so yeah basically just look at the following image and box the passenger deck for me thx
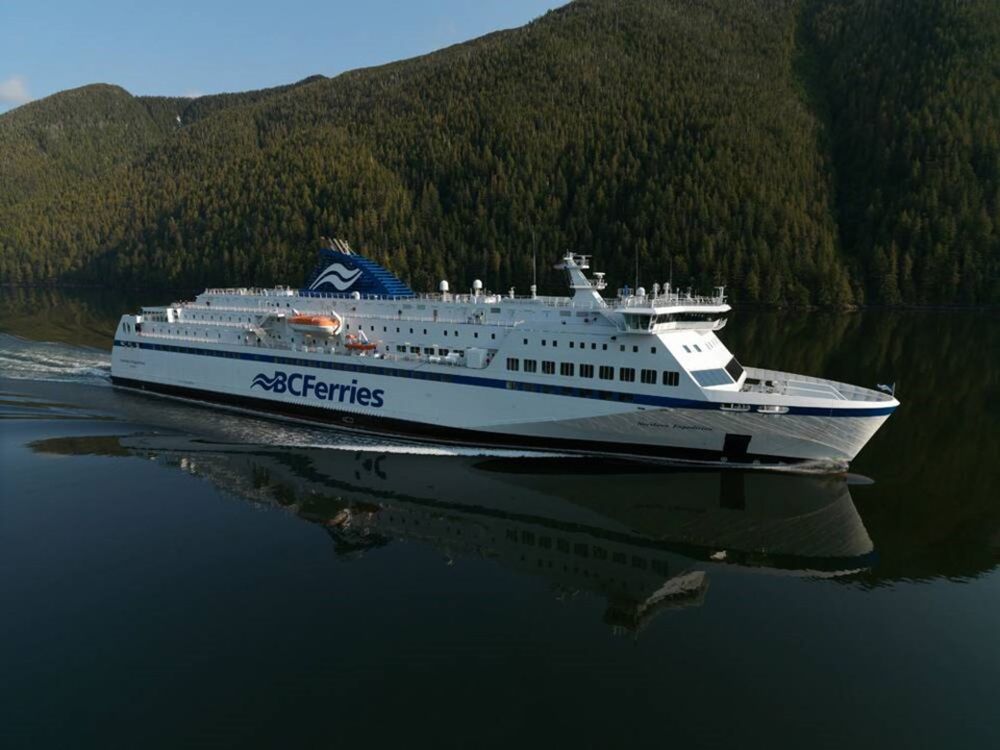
[741,367,893,403]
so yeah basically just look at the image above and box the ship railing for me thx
[610,293,726,309]
[202,286,296,297]
[742,367,893,402]
[198,287,727,310]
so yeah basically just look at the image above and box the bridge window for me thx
[663,371,679,386]
[523,359,537,373]
[506,358,519,371]
[641,369,657,384]
[599,366,614,380]
[580,364,594,378]
[542,361,555,375]
[725,356,744,381]
[560,362,574,376]
[619,367,636,382]
[693,344,702,352]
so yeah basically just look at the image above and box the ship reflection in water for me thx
[33,435,875,634]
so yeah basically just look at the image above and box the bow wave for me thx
[309,262,363,291]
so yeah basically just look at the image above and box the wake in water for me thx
[0,332,110,384]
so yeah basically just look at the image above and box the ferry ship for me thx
[110,240,898,469]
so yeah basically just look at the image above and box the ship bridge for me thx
[554,252,730,333]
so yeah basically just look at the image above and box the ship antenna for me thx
[532,228,537,289]
[531,228,538,298]
[634,245,639,290]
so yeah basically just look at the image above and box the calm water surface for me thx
[1,289,998,749]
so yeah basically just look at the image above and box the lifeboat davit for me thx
[288,313,341,336]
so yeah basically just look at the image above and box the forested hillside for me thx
[0,0,996,305]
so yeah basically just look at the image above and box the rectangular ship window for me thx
[580,364,594,378]
[691,368,733,387]
[506,358,519,371]
[599,366,614,380]
[542,361,555,375]
[662,371,679,386]
[640,369,657,384]
[725,356,744,382]
[523,359,537,373]
[619,368,635,382]
[560,362,574,376]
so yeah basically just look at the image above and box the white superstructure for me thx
[111,241,898,469]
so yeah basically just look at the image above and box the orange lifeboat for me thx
[344,333,378,352]
[288,314,341,336]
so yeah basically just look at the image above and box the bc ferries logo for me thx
[309,262,363,292]
[251,370,385,408]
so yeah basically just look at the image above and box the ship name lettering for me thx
[251,370,385,408]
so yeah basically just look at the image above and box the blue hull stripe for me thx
[113,340,897,418]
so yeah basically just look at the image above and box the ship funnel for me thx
[302,240,414,298]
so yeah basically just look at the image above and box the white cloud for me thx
[182,89,203,99]
[0,75,31,105]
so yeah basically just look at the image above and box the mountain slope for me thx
[807,0,999,305]
[0,0,995,305]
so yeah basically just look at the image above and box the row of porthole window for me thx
[396,345,457,357]
[351,323,497,341]
[506,358,680,386]
[157,327,223,339]
[530,338,657,355]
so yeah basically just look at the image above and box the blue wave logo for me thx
[251,372,283,391]
[309,262,363,292]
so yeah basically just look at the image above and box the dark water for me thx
[1,289,998,749]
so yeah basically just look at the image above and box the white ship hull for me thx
[111,340,892,468]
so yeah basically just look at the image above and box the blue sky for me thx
[0,0,566,113]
